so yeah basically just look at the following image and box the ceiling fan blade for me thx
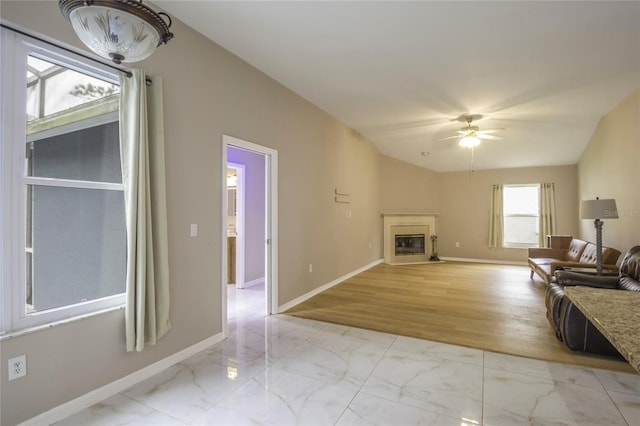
[451,131,475,139]
[478,134,502,140]
[435,135,463,141]
[476,128,505,135]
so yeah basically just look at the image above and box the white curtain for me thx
[539,183,557,247]
[119,69,171,352]
[488,184,504,248]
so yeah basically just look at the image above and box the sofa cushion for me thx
[578,244,621,265]
[578,243,598,264]
[564,239,587,262]
[529,257,560,267]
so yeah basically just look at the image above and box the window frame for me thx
[1,28,126,333]
[502,184,540,249]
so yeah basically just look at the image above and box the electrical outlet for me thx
[455,241,460,248]
[308,264,313,273]
[8,355,26,381]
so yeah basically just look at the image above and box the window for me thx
[502,185,540,247]
[1,29,126,332]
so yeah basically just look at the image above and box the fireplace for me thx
[395,234,425,256]
[382,214,437,264]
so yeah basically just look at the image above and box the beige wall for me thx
[0,2,381,424]
[437,166,579,263]
[378,155,579,264]
[578,89,640,255]
[379,155,440,214]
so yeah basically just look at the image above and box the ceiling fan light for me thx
[59,0,174,64]
[459,136,481,148]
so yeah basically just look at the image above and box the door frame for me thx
[221,135,278,337]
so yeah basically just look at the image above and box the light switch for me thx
[190,224,198,237]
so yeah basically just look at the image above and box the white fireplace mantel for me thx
[382,213,438,264]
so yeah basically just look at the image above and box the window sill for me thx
[0,304,124,341]
[503,244,539,250]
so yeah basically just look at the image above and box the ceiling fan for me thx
[438,114,504,147]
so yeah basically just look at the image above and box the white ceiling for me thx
[157,1,640,172]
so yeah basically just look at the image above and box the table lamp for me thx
[580,197,618,274]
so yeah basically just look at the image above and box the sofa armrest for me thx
[551,261,619,271]
[554,271,620,289]
[558,298,622,356]
[528,248,566,259]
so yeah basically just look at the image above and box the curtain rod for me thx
[1,22,152,85]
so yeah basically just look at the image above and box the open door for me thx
[222,135,278,337]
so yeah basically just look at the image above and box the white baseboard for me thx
[440,256,527,266]
[19,333,225,426]
[278,259,383,313]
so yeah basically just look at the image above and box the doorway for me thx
[222,135,278,337]
[226,162,245,289]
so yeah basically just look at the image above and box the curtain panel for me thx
[119,70,171,352]
[539,183,557,247]
[488,184,504,248]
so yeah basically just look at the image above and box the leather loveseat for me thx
[528,235,620,285]
[545,245,640,356]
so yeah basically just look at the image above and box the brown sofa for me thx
[528,235,621,285]
[545,245,640,356]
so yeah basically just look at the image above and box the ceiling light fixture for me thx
[459,135,481,148]
[438,114,503,148]
[59,0,174,64]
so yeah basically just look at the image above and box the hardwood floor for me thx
[285,261,635,374]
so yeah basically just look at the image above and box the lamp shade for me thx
[580,198,618,220]
[59,0,174,64]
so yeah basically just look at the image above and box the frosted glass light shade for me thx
[459,135,481,148]
[60,0,174,64]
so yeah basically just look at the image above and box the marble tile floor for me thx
[55,284,640,426]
